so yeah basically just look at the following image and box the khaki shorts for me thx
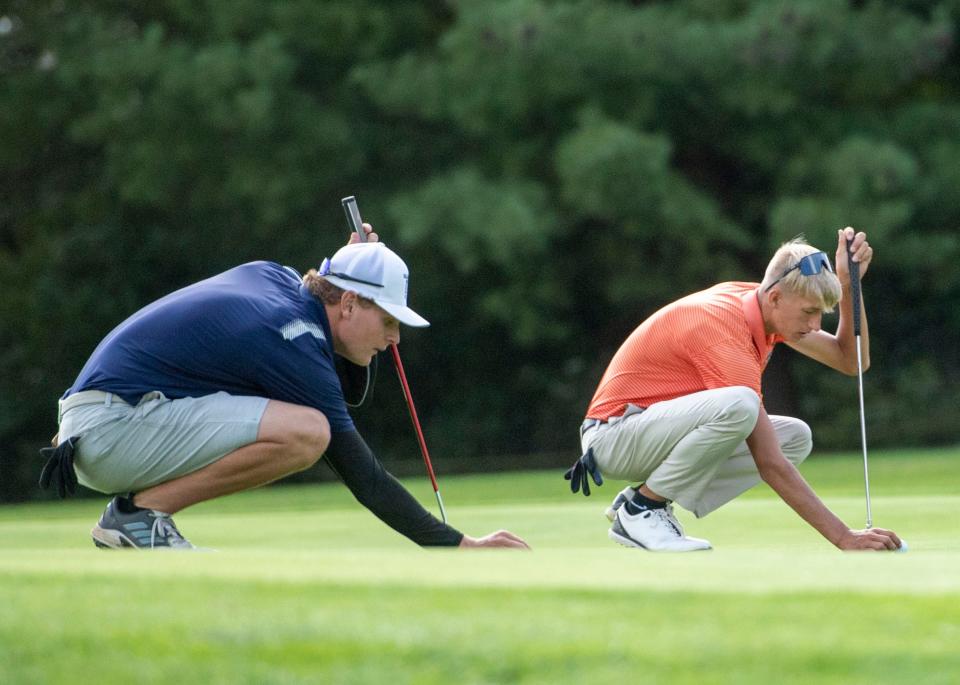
[58,390,269,494]
[581,387,812,517]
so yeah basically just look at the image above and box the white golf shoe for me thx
[609,502,712,552]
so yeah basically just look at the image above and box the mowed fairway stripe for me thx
[1,494,957,595]
[1,575,957,685]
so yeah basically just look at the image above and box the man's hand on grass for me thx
[835,527,902,551]
[459,530,530,549]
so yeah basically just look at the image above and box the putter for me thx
[341,195,448,524]
[846,237,871,529]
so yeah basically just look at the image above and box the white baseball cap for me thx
[318,242,429,327]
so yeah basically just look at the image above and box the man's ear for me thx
[340,290,357,318]
[767,287,781,308]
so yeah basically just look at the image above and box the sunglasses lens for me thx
[798,252,831,276]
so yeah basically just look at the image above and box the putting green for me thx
[1,449,958,684]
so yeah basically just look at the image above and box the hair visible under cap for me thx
[761,237,842,312]
[302,270,376,307]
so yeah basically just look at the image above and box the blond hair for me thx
[761,238,842,312]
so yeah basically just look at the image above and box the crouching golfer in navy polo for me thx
[565,228,902,552]
[42,223,528,550]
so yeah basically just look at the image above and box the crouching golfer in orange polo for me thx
[566,227,903,552]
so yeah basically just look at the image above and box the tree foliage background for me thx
[2,0,958,502]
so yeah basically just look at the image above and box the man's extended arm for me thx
[746,406,900,551]
[325,429,464,546]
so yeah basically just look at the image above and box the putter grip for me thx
[341,196,366,242]
[846,237,862,337]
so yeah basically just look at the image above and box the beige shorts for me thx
[57,390,269,494]
[581,387,812,517]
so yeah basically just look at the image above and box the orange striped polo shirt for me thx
[586,282,783,421]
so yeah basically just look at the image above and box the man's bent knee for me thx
[290,409,330,471]
[782,419,812,465]
[720,386,761,428]
[259,402,331,471]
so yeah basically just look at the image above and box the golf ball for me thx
[897,539,908,553]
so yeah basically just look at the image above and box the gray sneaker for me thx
[91,496,195,550]
[605,486,638,521]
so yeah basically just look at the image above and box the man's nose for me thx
[387,324,400,346]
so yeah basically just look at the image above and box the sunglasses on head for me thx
[318,258,384,289]
[764,251,833,292]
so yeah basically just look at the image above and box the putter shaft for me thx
[846,236,871,530]
[855,334,872,528]
[389,344,447,523]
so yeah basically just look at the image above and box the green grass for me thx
[2,447,959,684]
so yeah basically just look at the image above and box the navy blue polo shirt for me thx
[66,261,355,433]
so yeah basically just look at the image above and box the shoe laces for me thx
[644,506,682,537]
[663,503,684,536]
[149,513,193,549]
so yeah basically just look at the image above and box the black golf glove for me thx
[39,436,80,498]
[564,447,603,496]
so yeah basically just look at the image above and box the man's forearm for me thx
[759,458,847,545]
[747,407,848,546]
[325,430,463,546]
